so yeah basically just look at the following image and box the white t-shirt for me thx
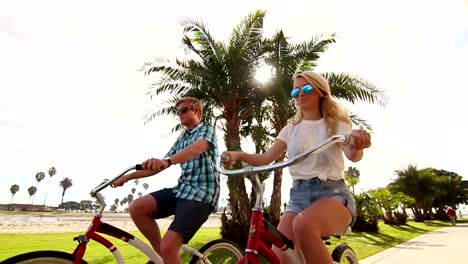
[277,118,351,181]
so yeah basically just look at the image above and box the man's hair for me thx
[176,97,204,118]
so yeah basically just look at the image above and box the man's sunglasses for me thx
[291,84,314,98]
[176,107,194,115]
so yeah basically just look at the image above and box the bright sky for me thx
[1,0,467,208]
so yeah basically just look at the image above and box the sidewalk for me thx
[359,223,468,264]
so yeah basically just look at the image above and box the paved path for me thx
[360,223,468,264]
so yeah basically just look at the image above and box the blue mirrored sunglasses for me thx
[291,84,313,98]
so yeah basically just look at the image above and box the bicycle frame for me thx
[70,165,211,264]
[217,135,353,264]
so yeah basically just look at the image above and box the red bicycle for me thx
[217,134,359,264]
[2,165,243,264]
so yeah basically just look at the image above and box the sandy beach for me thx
[0,213,222,233]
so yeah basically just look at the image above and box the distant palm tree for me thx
[142,183,149,191]
[43,167,57,206]
[131,188,136,194]
[138,192,142,198]
[9,184,20,204]
[27,186,37,204]
[59,177,73,204]
[127,194,134,204]
[31,171,45,204]
[345,166,361,194]
[134,179,139,185]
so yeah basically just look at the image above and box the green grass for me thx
[0,220,459,263]
[0,228,222,263]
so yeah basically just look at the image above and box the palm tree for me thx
[59,177,73,204]
[142,11,267,241]
[43,166,57,206]
[9,184,20,204]
[131,188,136,194]
[31,171,45,204]
[142,10,386,244]
[27,186,37,204]
[345,166,361,195]
[142,183,149,191]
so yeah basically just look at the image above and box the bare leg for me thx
[273,212,298,264]
[160,230,184,264]
[128,195,161,253]
[293,198,351,264]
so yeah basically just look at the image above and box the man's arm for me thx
[141,139,210,171]
[168,139,210,165]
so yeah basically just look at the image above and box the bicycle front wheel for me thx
[331,244,359,264]
[1,250,88,264]
[189,239,243,264]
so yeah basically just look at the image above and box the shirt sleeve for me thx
[195,125,217,150]
[277,124,291,145]
[336,120,352,135]
[165,134,182,157]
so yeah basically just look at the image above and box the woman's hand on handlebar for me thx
[221,151,241,166]
[350,129,371,150]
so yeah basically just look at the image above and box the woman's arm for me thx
[223,139,287,166]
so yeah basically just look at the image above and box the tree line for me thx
[8,167,73,206]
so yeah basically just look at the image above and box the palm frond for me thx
[325,72,387,106]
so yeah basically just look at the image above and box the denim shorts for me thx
[286,177,356,224]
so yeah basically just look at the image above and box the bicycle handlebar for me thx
[216,134,353,177]
[89,164,143,216]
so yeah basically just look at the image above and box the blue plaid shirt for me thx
[165,123,220,211]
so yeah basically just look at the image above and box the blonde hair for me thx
[292,71,351,135]
[176,97,204,118]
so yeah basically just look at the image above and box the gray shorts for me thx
[286,177,356,225]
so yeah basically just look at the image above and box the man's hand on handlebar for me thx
[112,174,130,188]
[142,158,170,171]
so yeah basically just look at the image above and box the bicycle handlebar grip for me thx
[221,155,230,163]
[135,164,143,170]
[344,134,355,145]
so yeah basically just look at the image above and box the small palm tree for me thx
[43,167,57,206]
[59,177,73,204]
[134,179,139,185]
[9,184,20,204]
[142,183,149,190]
[345,166,361,195]
[31,171,45,204]
[131,188,136,194]
[27,186,37,204]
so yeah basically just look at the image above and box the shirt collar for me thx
[185,122,203,134]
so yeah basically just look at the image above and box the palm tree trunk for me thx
[61,190,66,204]
[269,153,286,226]
[43,178,52,206]
[221,120,251,247]
[9,195,13,204]
[31,183,39,204]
